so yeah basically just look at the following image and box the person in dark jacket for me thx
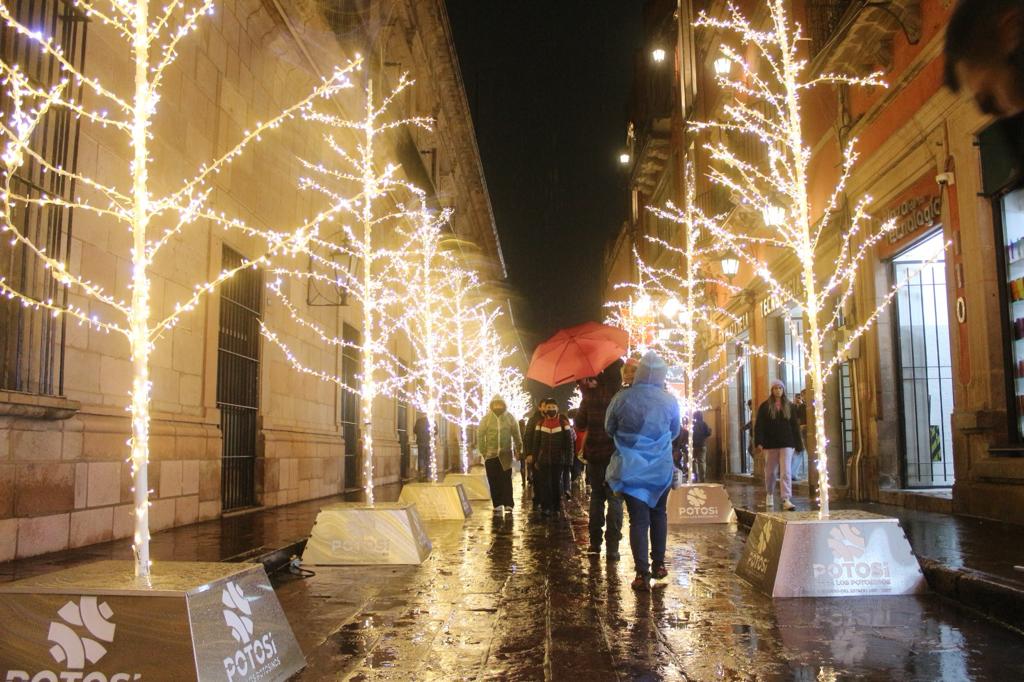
[576,361,623,559]
[527,398,574,516]
[754,379,803,511]
[414,414,431,481]
[689,411,712,482]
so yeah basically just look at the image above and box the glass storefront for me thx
[1001,187,1024,439]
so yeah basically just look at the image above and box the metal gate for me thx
[340,323,361,489]
[0,0,86,396]
[893,234,954,488]
[217,247,262,510]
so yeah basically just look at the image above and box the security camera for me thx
[935,172,955,186]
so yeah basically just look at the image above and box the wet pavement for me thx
[274,480,1024,681]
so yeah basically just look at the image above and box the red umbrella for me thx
[527,321,629,387]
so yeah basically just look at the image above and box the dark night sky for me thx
[446,2,644,352]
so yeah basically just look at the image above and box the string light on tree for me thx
[260,75,432,505]
[693,0,945,517]
[0,0,358,576]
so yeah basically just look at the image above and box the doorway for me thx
[893,232,954,487]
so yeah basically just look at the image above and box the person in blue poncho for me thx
[605,351,680,591]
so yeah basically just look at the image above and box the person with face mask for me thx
[605,351,680,591]
[477,396,523,514]
[527,398,574,517]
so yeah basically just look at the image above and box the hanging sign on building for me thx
[877,174,944,258]
[760,273,804,318]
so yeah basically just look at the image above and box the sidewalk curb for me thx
[734,506,1024,633]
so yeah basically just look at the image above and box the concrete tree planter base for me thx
[443,472,490,501]
[0,560,303,681]
[736,510,927,598]
[398,482,472,521]
[301,502,432,566]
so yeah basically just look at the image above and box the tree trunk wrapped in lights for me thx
[260,76,432,505]
[693,0,939,516]
[0,0,357,576]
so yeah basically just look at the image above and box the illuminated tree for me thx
[260,75,431,504]
[693,0,934,515]
[439,266,496,472]
[0,0,355,575]
[395,200,456,482]
[608,170,774,480]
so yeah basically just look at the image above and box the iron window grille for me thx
[0,0,87,396]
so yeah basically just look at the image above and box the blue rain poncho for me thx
[605,351,681,507]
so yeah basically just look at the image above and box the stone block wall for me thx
[2,0,499,561]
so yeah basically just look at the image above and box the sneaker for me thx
[765,494,774,509]
[503,505,513,515]
[652,563,668,580]
[493,505,504,514]
[606,551,621,562]
[631,575,651,592]
[782,499,796,511]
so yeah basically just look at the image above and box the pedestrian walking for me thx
[521,402,543,507]
[527,398,573,517]
[414,414,431,481]
[689,411,712,483]
[605,351,680,591]
[576,362,623,560]
[477,396,523,514]
[754,379,803,512]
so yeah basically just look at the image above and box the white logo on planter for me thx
[221,582,281,682]
[222,581,254,644]
[827,524,866,561]
[677,486,718,518]
[4,597,142,681]
[813,523,891,588]
[744,520,772,576]
[48,597,116,668]
[685,488,706,507]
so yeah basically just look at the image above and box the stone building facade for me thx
[608,0,1024,523]
[0,0,506,561]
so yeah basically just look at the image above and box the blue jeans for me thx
[624,490,669,578]
[587,464,623,550]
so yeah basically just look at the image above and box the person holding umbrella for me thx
[477,396,523,514]
[605,351,680,591]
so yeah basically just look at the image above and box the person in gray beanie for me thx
[754,379,803,511]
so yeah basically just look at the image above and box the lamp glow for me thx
[619,152,631,165]
[713,56,732,76]
[721,257,740,277]
[652,47,667,63]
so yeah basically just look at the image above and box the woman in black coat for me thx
[754,379,803,511]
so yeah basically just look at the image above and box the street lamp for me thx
[713,56,732,76]
[619,152,631,165]
[661,296,681,319]
[762,204,785,226]
[652,47,667,63]
[721,257,740,279]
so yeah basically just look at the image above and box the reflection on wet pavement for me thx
[275,481,1024,681]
